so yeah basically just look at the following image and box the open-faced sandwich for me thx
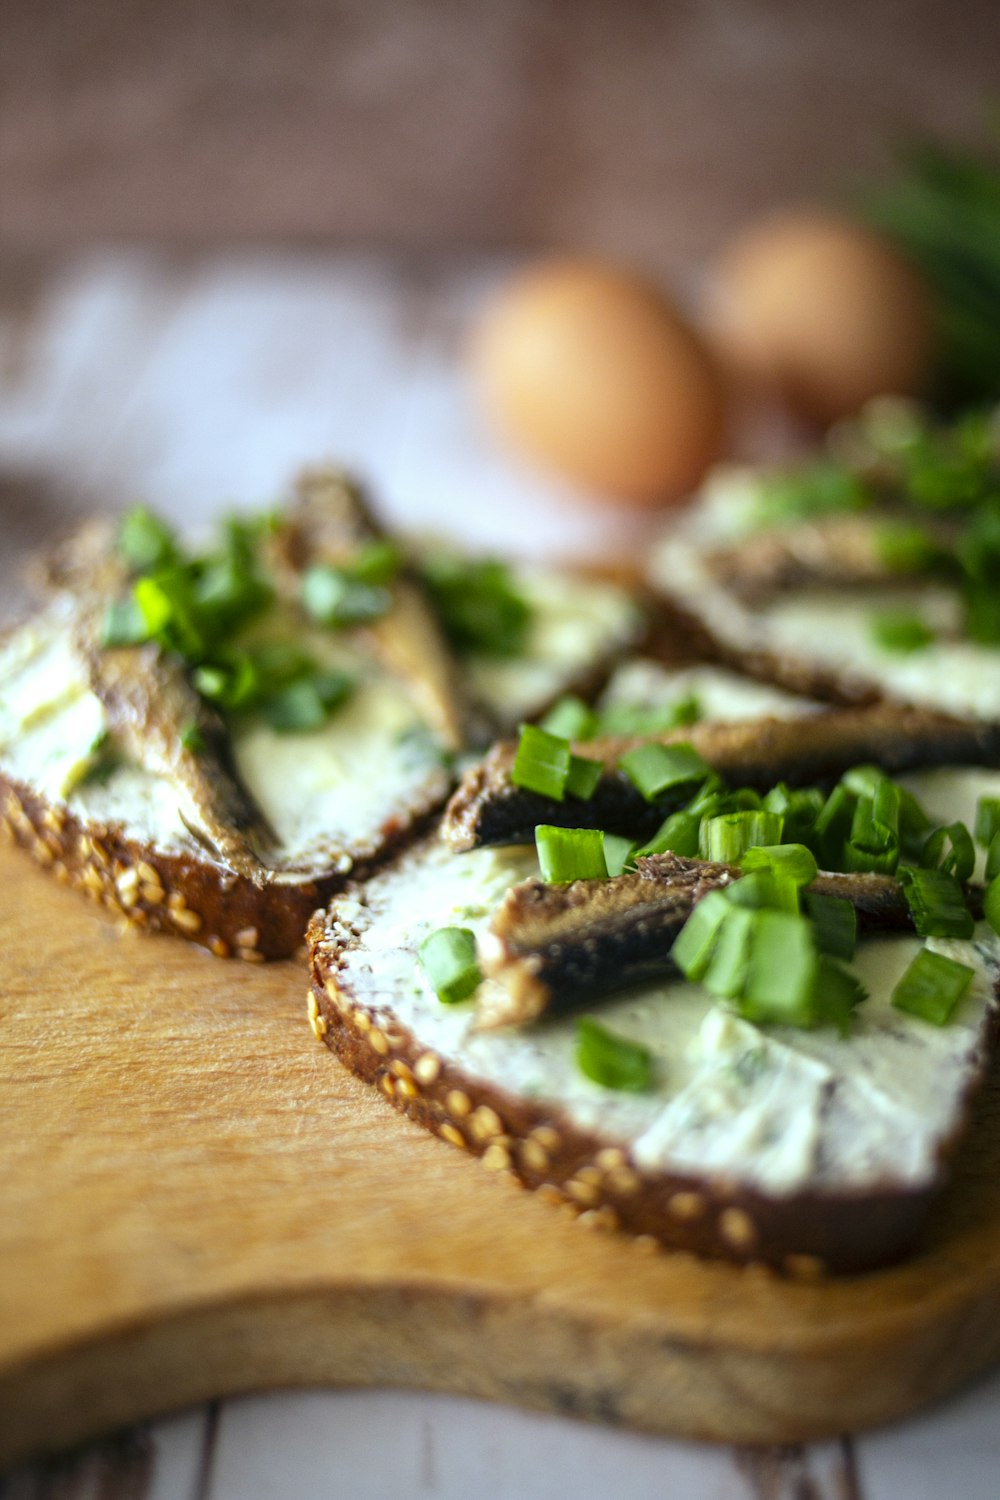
[0,469,643,958]
[647,401,1000,720]
[309,677,1000,1273]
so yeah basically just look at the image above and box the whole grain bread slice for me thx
[307,826,1000,1275]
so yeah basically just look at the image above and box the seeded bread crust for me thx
[306,842,1000,1275]
[0,772,447,961]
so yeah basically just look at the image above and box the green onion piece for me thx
[811,784,856,869]
[350,539,402,586]
[597,693,701,737]
[987,832,1000,882]
[843,778,901,875]
[742,843,818,888]
[763,783,824,844]
[983,873,1000,935]
[633,810,700,860]
[511,725,571,800]
[418,927,482,1005]
[671,889,733,982]
[535,826,608,884]
[699,810,784,864]
[920,820,975,882]
[118,506,178,573]
[963,581,1000,646]
[565,754,603,801]
[301,565,391,627]
[804,892,857,961]
[871,610,934,654]
[874,521,941,574]
[539,695,598,741]
[313,669,355,712]
[602,832,636,877]
[725,870,796,912]
[899,866,974,939]
[617,743,709,802]
[974,797,1000,849]
[101,597,151,647]
[891,948,975,1026]
[683,772,726,818]
[262,679,328,733]
[898,787,934,860]
[813,957,867,1037]
[703,905,756,999]
[179,721,206,753]
[421,554,531,658]
[576,1017,652,1092]
[739,911,818,1028]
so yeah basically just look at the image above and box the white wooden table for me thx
[1,252,998,1500]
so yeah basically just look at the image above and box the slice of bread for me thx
[648,467,1000,722]
[0,478,644,959]
[308,828,999,1275]
[307,673,1000,1272]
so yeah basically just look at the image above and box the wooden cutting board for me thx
[2,842,999,1470]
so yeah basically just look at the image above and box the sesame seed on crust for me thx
[668,1191,707,1221]
[719,1207,758,1252]
[413,1052,441,1086]
[439,1122,466,1150]
[446,1089,472,1118]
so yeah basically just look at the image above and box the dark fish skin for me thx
[443,705,1000,851]
[476,852,980,1028]
[274,468,480,753]
[705,514,956,603]
[48,522,277,885]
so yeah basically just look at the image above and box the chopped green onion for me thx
[871,610,934,654]
[350,539,402,586]
[597,693,701,737]
[843,778,900,875]
[984,874,1000,935]
[974,797,1000,849]
[898,787,934,860]
[117,506,179,573]
[535,826,608,884]
[602,832,636,877]
[511,725,571,800]
[703,905,756,1000]
[538,695,598,741]
[632,810,700,860]
[101,597,150,647]
[987,831,1000,882]
[804,892,857,961]
[891,948,975,1026]
[920,820,975,882]
[742,843,818,887]
[684,772,726,818]
[899,867,974,939]
[418,927,482,1005]
[576,1017,652,1092]
[874,521,941,574]
[301,565,391,627]
[671,889,733,982]
[699,809,784,864]
[740,911,819,1029]
[963,581,1000,645]
[813,957,867,1037]
[421,554,531,658]
[763,783,824,843]
[565,754,603,801]
[617,743,709,802]
[179,721,206,753]
[262,679,329,733]
[725,870,796,912]
[811,784,856,869]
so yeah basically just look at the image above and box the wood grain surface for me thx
[1,837,998,1470]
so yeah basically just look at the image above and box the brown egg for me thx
[705,212,935,426]
[470,258,727,507]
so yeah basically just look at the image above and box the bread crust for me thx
[306,845,1000,1275]
[0,771,440,961]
